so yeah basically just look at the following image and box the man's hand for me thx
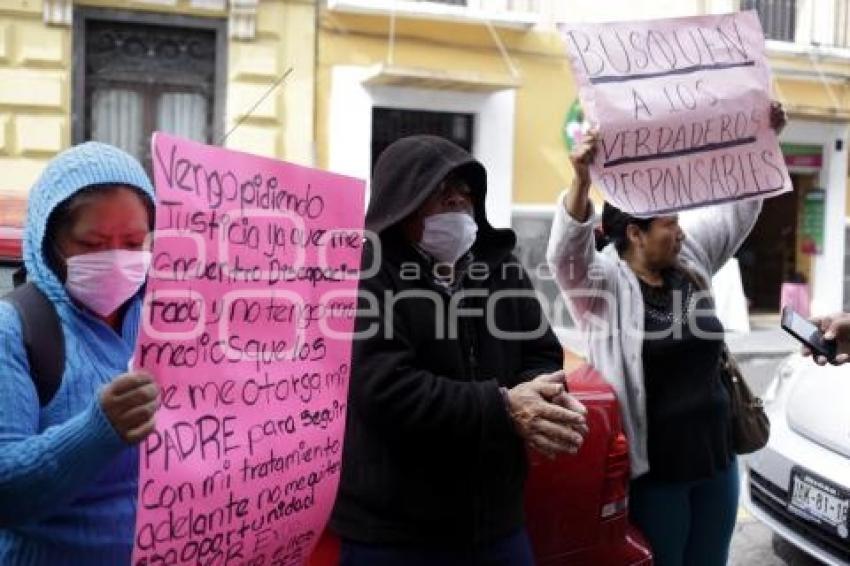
[506,371,589,458]
[100,372,160,444]
[802,312,850,365]
[769,101,787,134]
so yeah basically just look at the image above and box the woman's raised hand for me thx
[569,129,599,193]
[769,101,787,134]
[565,129,599,222]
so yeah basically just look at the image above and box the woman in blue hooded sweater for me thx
[0,142,161,564]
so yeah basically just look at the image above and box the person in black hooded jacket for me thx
[331,135,589,565]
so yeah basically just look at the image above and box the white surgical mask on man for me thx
[64,249,152,316]
[419,212,478,265]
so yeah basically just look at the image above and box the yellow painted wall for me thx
[0,0,316,196]
[316,11,579,205]
[317,10,850,208]
[770,51,850,121]
[2,1,848,211]
[0,0,71,195]
[226,0,315,165]
[76,0,226,17]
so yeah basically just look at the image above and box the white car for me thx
[744,353,850,565]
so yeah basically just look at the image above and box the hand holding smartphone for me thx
[781,307,839,364]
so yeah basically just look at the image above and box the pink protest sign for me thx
[561,10,792,216]
[132,133,365,565]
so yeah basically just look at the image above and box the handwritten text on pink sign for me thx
[132,133,365,566]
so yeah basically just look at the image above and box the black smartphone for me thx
[781,306,837,362]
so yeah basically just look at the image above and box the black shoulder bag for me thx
[681,265,770,454]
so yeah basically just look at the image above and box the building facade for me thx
[0,0,316,189]
[2,0,849,317]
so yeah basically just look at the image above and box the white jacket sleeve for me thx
[546,192,617,330]
[679,199,763,275]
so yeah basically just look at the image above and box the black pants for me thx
[339,528,535,566]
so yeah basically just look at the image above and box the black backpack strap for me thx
[3,282,65,407]
[12,265,26,288]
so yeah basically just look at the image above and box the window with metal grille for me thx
[371,108,474,171]
[741,0,796,42]
[73,9,226,172]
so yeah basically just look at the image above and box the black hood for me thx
[367,135,515,261]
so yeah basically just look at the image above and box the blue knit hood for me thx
[23,142,155,303]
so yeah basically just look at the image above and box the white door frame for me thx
[328,65,516,228]
[780,119,849,314]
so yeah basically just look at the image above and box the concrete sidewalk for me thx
[727,313,799,359]
[727,327,798,357]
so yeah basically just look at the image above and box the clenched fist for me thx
[100,372,160,444]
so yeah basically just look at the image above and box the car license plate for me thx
[789,467,850,539]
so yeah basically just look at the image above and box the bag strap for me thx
[3,282,65,407]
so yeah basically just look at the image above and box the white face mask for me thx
[64,249,152,316]
[419,212,478,265]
